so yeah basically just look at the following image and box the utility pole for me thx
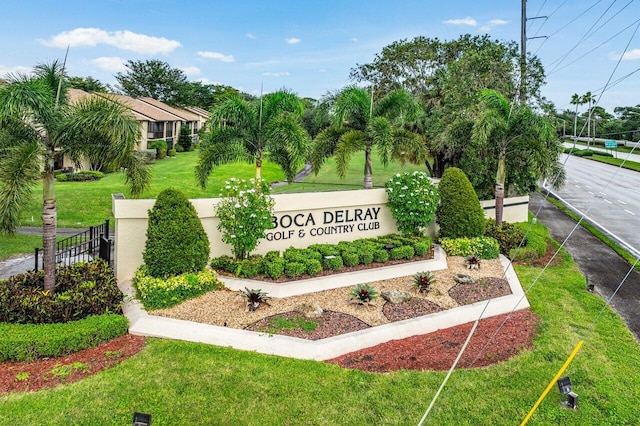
[520,0,527,104]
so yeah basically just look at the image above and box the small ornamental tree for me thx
[215,178,275,260]
[385,171,439,235]
[143,188,210,278]
[436,167,485,238]
[177,124,192,151]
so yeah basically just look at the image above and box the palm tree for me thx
[195,89,310,187]
[472,89,562,225]
[570,93,583,146]
[309,86,426,189]
[582,91,594,148]
[0,61,150,292]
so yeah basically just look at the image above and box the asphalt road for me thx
[544,154,640,258]
[530,192,640,340]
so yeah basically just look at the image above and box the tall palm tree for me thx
[309,86,426,189]
[0,61,150,292]
[472,89,562,225]
[570,93,583,146]
[582,91,594,148]
[195,89,310,187]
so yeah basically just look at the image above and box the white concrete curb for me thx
[120,254,529,361]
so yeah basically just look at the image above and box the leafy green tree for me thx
[195,90,310,186]
[67,76,107,93]
[350,34,546,178]
[143,188,210,278]
[0,61,150,292]
[470,89,563,225]
[309,86,426,189]
[115,59,189,106]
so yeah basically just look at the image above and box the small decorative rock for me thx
[454,274,476,285]
[381,290,413,304]
[295,301,323,318]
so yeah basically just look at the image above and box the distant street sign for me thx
[605,140,617,149]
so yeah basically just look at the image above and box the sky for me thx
[1,0,638,114]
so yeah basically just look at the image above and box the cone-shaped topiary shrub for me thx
[436,167,485,239]
[143,188,210,278]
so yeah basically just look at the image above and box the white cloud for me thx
[38,28,181,55]
[611,49,640,60]
[262,71,290,77]
[246,33,256,39]
[489,19,509,26]
[318,68,327,73]
[351,38,358,42]
[285,37,301,45]
[179,66,201,76]
[479,25,492,32]
[443,17,477,26]
[197,77,222,85]
[0,65,32,78]
[90,56,127,72]
[197,51,235,62]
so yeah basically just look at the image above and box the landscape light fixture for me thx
[557,377,578,410]
[132,412,151,426]
[586,277,595,292]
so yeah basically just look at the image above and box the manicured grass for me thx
[273,154,427,194]
[2,222,640,424]
[18,151,286,228]
[588,155,640,172]
[0,234,46,260]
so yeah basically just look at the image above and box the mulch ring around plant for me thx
[0,334,146,394]
[327,309,539,373]
[244,310,371,340]
[448,276,511,305]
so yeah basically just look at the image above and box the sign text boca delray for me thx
[266,207,381,241]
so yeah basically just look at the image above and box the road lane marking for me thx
[618,200,627,205]
[624,209,636,216]
[604,199,612,204]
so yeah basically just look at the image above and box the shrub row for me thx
[484,219,527,254]
[136,149,157,164]
[564,148,614,158]
[438,236,500,259]
[56,170,104,182]
[0,313,129,361]
[0,260,123,324]
[210,234,433,280]
[132,267,222,310]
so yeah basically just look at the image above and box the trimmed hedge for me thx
[133,267,222,310]
[485,219,527,254]
[439,236,500,259]
[437,167,486,238]
[143,188,210,278]
[56,170,104,182]
[0,260,123,324]
[0,314,128,361]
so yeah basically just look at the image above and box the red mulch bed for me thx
[0,334,146,394]
[327,309,539,373]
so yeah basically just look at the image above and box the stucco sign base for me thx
[120,255,529,361]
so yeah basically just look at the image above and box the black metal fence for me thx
[34,220,113,271]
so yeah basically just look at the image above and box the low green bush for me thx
[210,255,237,273]
[389,245,415,260]
[373,249,389,263]
[0,260,123,324]
[135,149,157,164]
[323,255,343,271]
[304,259,322,276]
[485,219,527,254]
[148,139,168,159]
[439,236,500,259]
[307,244,340,257]
[342,251,360,267]
[0,313,128,361]
[175,144,185,153]
[237,256,264,278]
[262,258,285,279]
[56,171,104,182]
[132,267,222,310]
[413,241,431,257]
[359,250,374,265]
[285,261,306,278]
[167,149,177,157]
[509,226,547,261]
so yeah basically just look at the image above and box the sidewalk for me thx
[530,192,640,340]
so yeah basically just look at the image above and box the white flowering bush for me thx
[385,171,440,235]
[133,267,222,310]
[215,178,275,260]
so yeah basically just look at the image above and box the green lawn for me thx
[2,222,640,424]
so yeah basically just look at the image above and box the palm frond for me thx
[334,87,370,130]
[309,127,345,174]
[368,116,393,166]
[0,142,43,233]
[335,130,366,178]
[195,140,253,189]
[121,154,151,198]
